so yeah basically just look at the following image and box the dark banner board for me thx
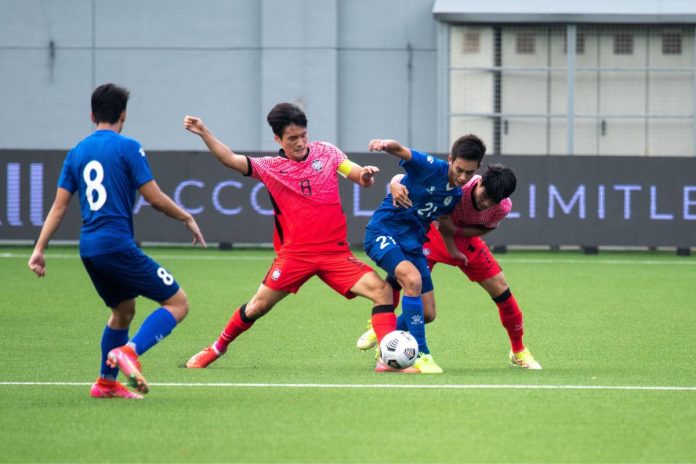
[1,150,694,247]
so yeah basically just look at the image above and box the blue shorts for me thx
[364,228,434,294]
[81,248,180,308]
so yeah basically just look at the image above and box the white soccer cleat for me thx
[356,322,378,350]
[509,348,542,370]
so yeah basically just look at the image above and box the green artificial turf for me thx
[1,247,694,463]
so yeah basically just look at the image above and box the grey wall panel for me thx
[261,0,337,48]
[338,0,436,49]
[0,0,92,47]
[410,50,439,151]
[0,49,93,149]
[1,0,439,153]
[260,49,338,151]
[95,0,260,48]
[337,51,410,152]
[95,50,261,152]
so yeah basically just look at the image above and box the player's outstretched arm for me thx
[183,115,248,174]
[388,173,412,208]
[28,188,72,277]
[139,180,207,248]
[368,139,412,161]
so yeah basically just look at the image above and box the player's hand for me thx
[437,215,457,235]
[183,116,207,136]
[451,249,469,266]
[368,139,399,153]
[359,165,379,187]
[185,217,207,248]
[390,182,412,208]
[445,244,468,266]
[28,251,46,277]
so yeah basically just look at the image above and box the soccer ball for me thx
[379,330,419,369]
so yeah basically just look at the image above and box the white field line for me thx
[1,252,694,266]
[0,381,695,392]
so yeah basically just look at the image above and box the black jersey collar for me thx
[278,147,310,161]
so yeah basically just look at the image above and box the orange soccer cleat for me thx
[185,345,221,369]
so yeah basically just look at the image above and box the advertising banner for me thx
[1,150,694,248]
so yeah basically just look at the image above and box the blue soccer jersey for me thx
[58,130,153,257]
[366,149,462,253]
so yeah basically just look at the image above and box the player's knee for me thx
[164,289,190,323]
[424,312,437,324]
[399,274,422,296]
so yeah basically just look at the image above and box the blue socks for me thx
[129,308,178,356]
[400,295,429,354]
[100,326,129,380]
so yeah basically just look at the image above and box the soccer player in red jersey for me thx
[358,164,542,369]
[183,103,399,371]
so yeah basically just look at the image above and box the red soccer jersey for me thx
[249,141,350,254]
[450,175,511,229]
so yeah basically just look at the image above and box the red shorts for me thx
[423,224,501,282]
[262,250,374,298]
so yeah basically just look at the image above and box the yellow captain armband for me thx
[337,159,358,178]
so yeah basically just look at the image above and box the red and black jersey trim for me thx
[242,156,253,177]
[267,191,284,245]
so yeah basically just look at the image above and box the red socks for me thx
[493,289,525,353]
[214,305,254,354]
[371,310,396,343]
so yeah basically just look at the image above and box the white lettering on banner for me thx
[508,184,696,221]
[30,163,44,226]
[650,186,674,220]
[685,187,696,220]
[4,163,44,226]
[353,183,375,217]
[7,163,21,226]
[133,194,150,214]
[250,182,273,216]
[549,185,586,219]
[614,185,642,220]
[598,185,606,220]
[212,180,243,215]
[174,179,204,214]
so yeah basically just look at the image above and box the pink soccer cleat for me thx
[375,358,419,374]
[107,345,149,394]
[90,378,143,399]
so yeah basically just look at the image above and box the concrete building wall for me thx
[0,0,438,153]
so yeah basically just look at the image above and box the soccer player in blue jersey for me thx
[363,136,485,373]
[28,83,206,399]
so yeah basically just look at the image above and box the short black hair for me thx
[266,102,308,138]
[450,134,486,164]
[481,163,516,204]
[91,83,129,124]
